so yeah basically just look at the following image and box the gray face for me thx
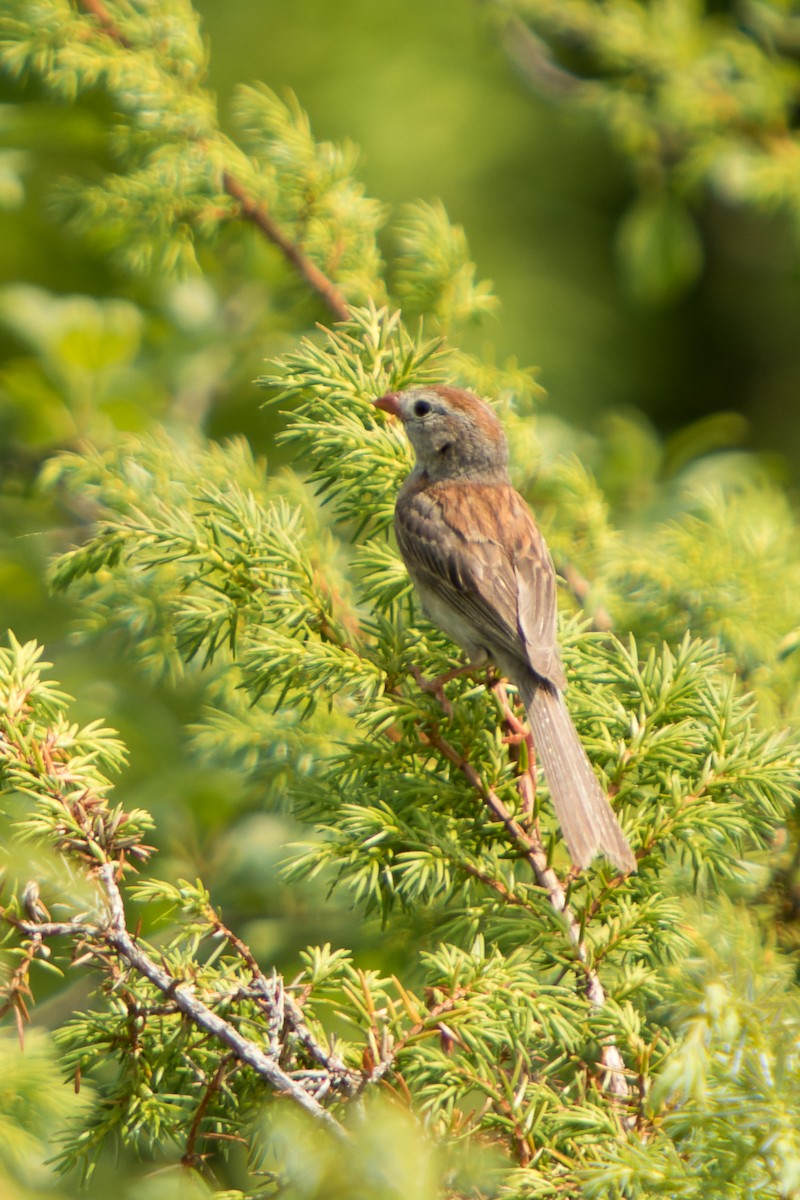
[397,388,510,483]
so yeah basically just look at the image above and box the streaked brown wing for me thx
[395,480,565,688]
[509,493,566,688]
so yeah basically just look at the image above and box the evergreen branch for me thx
[0,612,354,1140]
[182,1054,237,1169]
[359,990,467,1091]
[0,923,41,1047]
[77,0,132,48]
[421,723,632,1105]
[222,171,352,323]
[70,0,360,317]
[0,912,99,941]
[271,589,633,1103]
[6,866,350,1137]
[201,902,360,1094]
[456,860,540,912]
[501,14,586,101]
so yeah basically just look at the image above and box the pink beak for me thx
[374,392,401,416]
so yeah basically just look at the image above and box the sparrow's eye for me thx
[413,399,432,417]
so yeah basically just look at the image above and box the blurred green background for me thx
[2,0,800,1062]
[2,0,799,1008]
[5,0,800,465]
[2,0,800,1193]
[193,0,800,461]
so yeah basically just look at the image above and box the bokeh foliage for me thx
[1,1,800,1198]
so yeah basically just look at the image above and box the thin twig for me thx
[2,890,358,1124]
[361,992,466,1090]
[222,173,352,323]
[74,0,352,325]
[203,904,358,1093]
[78,0,133,47]
[457,860,539,911]
[6,888,347,1133]
[0,912,100,939]
[501,14,587,102]
[422,724,631,1103]
[379,661,632,1103]
[95,863,348,1134]
[183,1054,236,1168]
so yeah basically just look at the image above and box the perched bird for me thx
[374,384,636,873]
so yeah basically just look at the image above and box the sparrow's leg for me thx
[410,663,477,717]
[493,680,537,825]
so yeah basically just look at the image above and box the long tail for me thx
[519,676,636,873]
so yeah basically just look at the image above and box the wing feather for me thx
[395,480,566,689]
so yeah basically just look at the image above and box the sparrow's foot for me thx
[410,663,477,717]
[492,680,537,824]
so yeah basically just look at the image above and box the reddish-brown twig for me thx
[222,173,352,323]
[77,0,132,47]
[74,1,352,326]
[409,682,631,1106]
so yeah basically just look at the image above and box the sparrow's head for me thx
[374,385,509,483]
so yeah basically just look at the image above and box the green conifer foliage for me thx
[494,0,800,303]
[1,3,800,1198]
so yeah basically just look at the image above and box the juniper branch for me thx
[1,879,350,1135]
[0,913,99,941]
[182,1054,238,1169]
[291,592,633,1102]
[201,901,359,1093]
[77,0,132,48]
[421,722,632,1104]
[97,862,349,1133]
[73,0,354,323]
[455,860,541,912]
[222,172,352,322]
[359,991,467,1092]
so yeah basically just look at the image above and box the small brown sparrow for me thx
[375,384,636,873]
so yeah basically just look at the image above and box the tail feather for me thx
[520,677,636,873]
